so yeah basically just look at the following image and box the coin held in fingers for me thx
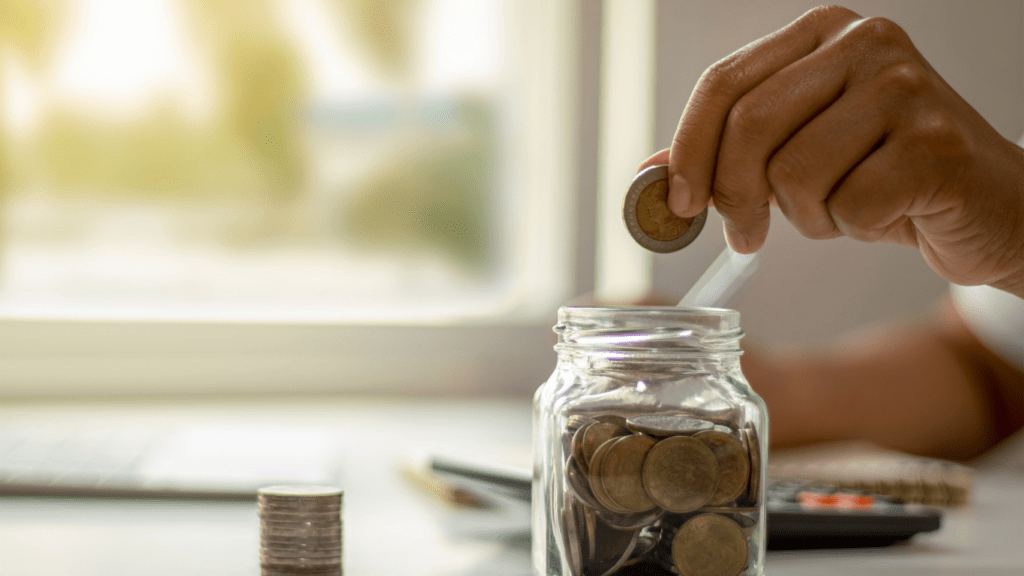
[624,164,708,253]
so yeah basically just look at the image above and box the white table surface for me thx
[0,397,1021,576]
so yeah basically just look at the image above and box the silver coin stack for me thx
[258,485,343,576]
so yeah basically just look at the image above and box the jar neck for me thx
[553,306,743,362]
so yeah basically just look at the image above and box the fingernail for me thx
[669,174,691,217]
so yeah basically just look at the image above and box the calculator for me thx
[429,456,942,550]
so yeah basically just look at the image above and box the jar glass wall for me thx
[532,306,767,576]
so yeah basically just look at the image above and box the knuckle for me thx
[766,151,808,192]
[879,62,931,96]
[697,56,743,97]
[828,201,884,240]
[802,5,860,27]
[725,97,770,143]
[911,107,966,152]
[846,16,912,48]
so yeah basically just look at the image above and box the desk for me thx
[1,398,1021,576]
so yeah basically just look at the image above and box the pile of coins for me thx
[258,485,343,576]
[558,412,761,576]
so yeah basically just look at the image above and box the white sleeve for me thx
[949,284,1024,372]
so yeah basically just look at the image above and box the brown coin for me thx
[671,513,748,576]
[580,503,597,565]
[566,455,604,510]
[694,430,750,506]
[561,500,583,576]
[623,164,708,253]
[588,438,633,514]
[567,414,598,434]
[742,427,762,505]
[571,423,594,474]
[589,519,640,576]
[598,434,658,513]
[641,436,717,513]
[580,423,630,471]
[594,414,630,428]
[626,415,716,437]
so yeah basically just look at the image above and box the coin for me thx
[566,455,604,510]
[594,414,630,428]
[580,423,630,471]
[626,415,716,437]
[671,513,748,576]
[580,503,597,565]
[259,485,343,498]
[599,434,658,513]
[260,552,342,565]
[588,438,634,514]
[590,519,640,576]
[641,435,717,513]
[742,427,761,505]
[571,424,594,474]
[694,430,750,506]
[623,164,708,253]
[261,526,343,539]
[561,500,584,576]
[686,403,744,428]
[261,567,340,576]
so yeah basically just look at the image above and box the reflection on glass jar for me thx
[532,306,767,576]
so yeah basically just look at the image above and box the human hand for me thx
[640,5,1024,297]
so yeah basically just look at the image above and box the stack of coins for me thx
[258,485,343,576]
[560,412,762,576]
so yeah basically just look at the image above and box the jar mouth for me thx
[554,305,742,356]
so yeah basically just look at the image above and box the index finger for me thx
[667,5,861,220]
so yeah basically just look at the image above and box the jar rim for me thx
[558,305,739,327]
[554,305,742,356]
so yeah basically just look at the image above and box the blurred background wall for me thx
[644,0,1024,347]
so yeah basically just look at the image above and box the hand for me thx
[640,5,1024,297]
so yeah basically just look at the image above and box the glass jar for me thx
[532,306,767,576]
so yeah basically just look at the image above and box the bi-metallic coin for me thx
[623,164,708,253]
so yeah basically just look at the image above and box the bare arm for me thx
[741,294,1024,461]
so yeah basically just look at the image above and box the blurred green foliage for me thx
[339,99,495,271]
[0,0,495,273]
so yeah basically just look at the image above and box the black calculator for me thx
[429,457,942,550]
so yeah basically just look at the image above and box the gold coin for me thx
[580,423,630,471]
[571,423,593,474]
[594,414,630,428]
[641,436,717,513]
[694,430,750,506]
[742,427,762,505]
[588,438,634,514]
[623,164,708,253]
[626,414,716,438]
[671,513,748,576]
[566,455,604,510]
[588,519,640,576]
[598,434,658,513]
[635,179,691,241]
[561,501,583,575]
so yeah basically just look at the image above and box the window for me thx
[0,0,582,396]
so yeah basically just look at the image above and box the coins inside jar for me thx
[560,412,761,575]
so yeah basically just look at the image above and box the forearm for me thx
[744,297,1024,461]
